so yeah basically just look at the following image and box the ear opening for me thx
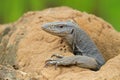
[70,29,74,34]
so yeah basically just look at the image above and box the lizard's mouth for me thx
[42,27,59,35]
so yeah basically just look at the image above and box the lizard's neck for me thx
[63,28,78,48]
[64,34,74,46]
[63,27,85,51]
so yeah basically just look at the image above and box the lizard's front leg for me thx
[45,55,100,70]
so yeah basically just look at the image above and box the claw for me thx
[44,61,51,68]
[44,59,55,67]
[44,59,60,69]
[55,62,58,70]
[45,59,54,64]
[51,54,64,58]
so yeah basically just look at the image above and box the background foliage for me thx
[0,0,119,31]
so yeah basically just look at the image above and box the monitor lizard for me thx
[41,20,105,70]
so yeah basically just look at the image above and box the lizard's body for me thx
[42,21,105,70]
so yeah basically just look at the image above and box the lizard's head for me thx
[42,21,76,37]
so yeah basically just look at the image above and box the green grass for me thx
[0,0,119,31]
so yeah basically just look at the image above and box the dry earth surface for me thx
[0,7,120,80]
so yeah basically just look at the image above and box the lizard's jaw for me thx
[42,28,66,37]
[41,26,60,36]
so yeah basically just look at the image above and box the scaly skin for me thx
[42,21,105,70]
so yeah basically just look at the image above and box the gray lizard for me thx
[42,20,105,70]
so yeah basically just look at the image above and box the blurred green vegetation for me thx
[0,0,119,31]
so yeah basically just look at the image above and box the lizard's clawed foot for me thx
[44,54,64,69]
[44,59,59,69]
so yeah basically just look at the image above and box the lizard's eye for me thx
[59,25,63,28]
